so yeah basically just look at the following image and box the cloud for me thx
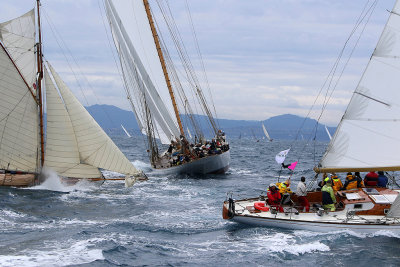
[1,0,395,126]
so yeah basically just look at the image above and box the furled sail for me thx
[0,44,38,172]
[0,9,36,91]
[44,67,101,178]
[47,63,141,177]
[318,1,400,172]
[262,123,271,141]
[105,0,180,144]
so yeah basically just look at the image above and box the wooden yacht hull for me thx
[153,150,230,175]
[0,173,37,187]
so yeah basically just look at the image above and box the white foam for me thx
[0,238,104,267]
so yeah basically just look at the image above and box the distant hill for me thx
[85,104,336,141]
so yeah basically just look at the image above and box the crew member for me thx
[331,173,343,192]
[322,180,337,211]
[296,176,310,212]
[267,183,284,212]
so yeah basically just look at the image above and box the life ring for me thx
[254,202,269,212]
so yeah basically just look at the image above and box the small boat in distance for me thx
[121,124,132,138]
[223,1,400,232]
[325,125,332,140]
[262,123,273,142]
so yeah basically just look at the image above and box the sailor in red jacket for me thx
[364,171,379,186]
[267,183,284,212]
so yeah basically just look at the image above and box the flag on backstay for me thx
[275,149,290,164]
[287,161,298,171]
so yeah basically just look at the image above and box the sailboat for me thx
[324,125,332,140]
[0,1,145,187]
[222,1,400,232]
[104,0,230,175]
[262,123,273,142]
[121,124,132,138]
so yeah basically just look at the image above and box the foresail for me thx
[0,45,38,172]
[0,9,36,91]
[318,1,400,172]
[387,194,400,218]
[105,0,180,144]
[44,66,101,178]
[47,63,140,176]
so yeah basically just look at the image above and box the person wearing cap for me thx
[267,183,284,212]
[331,173,343,192]
[322,179,337,211]
[296,176,310,212]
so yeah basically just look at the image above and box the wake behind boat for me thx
[104,0,230,175]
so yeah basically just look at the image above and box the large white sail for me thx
[262,123,272,141]
[318,1,400,172]
[47,63,140,176]
[0,9,36,91]
[105,0,180,144]
[44,67,101,178]
[0,44,38,172]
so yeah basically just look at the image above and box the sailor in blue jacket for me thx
[377,171,388,187]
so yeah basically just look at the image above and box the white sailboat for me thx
[121,124,132,138]
[324,125,332,140]
[104,0,230,174]
[262,123,273,142]
[0,1,144,187]
[223,1,400,232]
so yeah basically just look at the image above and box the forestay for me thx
[0,43,38,173]
[318,0,400,172]
[47,63,140,177]
[0,9,36,91]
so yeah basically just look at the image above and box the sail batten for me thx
[318,1,400,171]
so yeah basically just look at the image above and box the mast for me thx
[36,0,45,166]
[142,0,184,136]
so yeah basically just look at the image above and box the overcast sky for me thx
[1,0,396,126]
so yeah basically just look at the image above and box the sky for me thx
[1,0,396,126]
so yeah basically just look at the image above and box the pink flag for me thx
[287,161,298,171]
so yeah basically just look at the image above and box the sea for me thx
[1,136,400,266]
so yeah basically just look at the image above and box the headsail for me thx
[47,63,141,177]
[318,1,400,172]
[44,66,101,178]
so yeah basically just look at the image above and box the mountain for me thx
[85,104,335,140]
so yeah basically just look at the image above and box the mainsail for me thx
[325,125,332,140]
[0,11,38,173]
[318,1,400,172]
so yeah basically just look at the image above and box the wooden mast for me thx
[36,0,45,166]
[142,0,184,136]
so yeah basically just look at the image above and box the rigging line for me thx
[308,0,378,148]
[156,0,216,131]
[310,0,379,159]
[42,8,118,129]
[184,0,219,124]
[292,0,377,154]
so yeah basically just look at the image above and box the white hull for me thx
[152,150,230,175]
[231,214,400,233]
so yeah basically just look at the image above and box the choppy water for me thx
[1,137,400,266]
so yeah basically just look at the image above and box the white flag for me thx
[275,149,290,164]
